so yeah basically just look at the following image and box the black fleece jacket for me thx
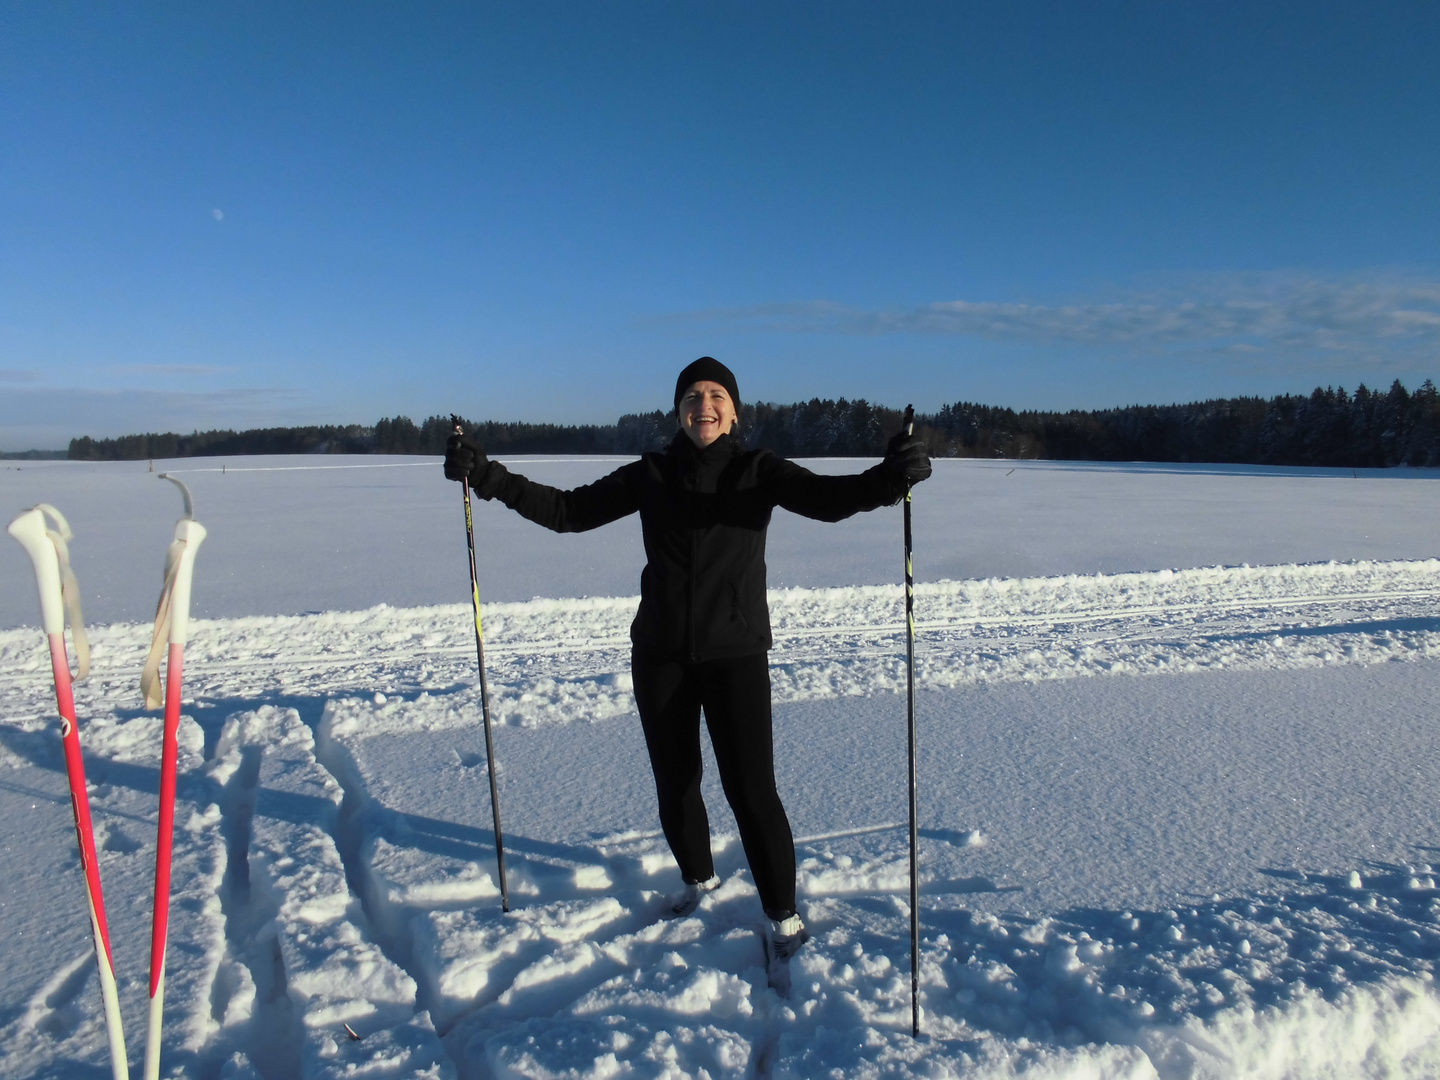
[476,431,907,661]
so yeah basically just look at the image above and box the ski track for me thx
[3,559,1440,1077]
[7,558,1440,726]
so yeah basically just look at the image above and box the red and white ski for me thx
[8,505,130,1080]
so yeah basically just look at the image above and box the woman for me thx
[444,357,931,965]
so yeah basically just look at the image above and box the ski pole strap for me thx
[141,537,187,709]
[35,504,90,680]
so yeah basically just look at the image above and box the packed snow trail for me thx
[5,557,1440,722]
[3,559,1440,1077]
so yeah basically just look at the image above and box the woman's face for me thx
[679,380,737,447]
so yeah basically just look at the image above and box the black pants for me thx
[632,651,796,919]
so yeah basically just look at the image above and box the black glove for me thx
[445,432,489,485]
[883,432,932,484]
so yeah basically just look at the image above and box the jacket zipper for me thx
[688,526,698,661]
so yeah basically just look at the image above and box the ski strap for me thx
[35,504,90,680]
[141,535,187,709]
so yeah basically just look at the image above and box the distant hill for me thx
[64,378,1440,469]
[0,450,68,460]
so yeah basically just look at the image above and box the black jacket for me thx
[477,431,907,661]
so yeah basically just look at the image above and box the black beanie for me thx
[674,356,741,414]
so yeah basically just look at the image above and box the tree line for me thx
[67,378,1440,468]
[926,379,1440,468]
[67,424,377,461]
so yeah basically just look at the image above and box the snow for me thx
[3,454,1440,1078]
[6,454,1440,628]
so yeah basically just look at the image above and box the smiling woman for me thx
[675,356,741,448]
[444,355,933,977]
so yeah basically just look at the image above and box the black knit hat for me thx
[674,356,740,413]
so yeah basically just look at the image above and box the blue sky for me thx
[2,2,1438,448]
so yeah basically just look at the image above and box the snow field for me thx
[311,658,1440,1078]
[4,559,1440,1077]
[5,456,1440,1077]
[7,454,1440,632]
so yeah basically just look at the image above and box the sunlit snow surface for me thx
[3,455,1440,1078]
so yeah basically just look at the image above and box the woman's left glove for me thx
[883,432,933,484]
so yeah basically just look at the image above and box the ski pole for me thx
[452,416,510,912]
[139,476,206,1080]
[8,506,130,1080]
[902,404,921,1037]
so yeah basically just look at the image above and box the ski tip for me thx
[343,1022,362,1041]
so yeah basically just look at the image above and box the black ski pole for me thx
[452,416,510,912]
[902,404,920,1036]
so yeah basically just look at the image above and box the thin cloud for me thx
[0,369,40,383]
[110,363,236,376]
[0,385,317,451]
[677,274,1440,363]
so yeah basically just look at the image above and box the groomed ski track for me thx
[3,559,1440,1078]
[5,558,1440,716]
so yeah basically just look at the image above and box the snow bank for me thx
[8,556,1436,736]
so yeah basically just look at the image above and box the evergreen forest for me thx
[67,379,1440,469]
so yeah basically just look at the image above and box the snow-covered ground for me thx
[3,455,1440,1078]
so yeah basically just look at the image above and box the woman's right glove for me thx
[883,432,933,484]
[444,432,507,496]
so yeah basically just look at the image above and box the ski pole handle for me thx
[8,509,65,634]
[141,479,206,709]
[165,519,207,646]
[157,474,204,647]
